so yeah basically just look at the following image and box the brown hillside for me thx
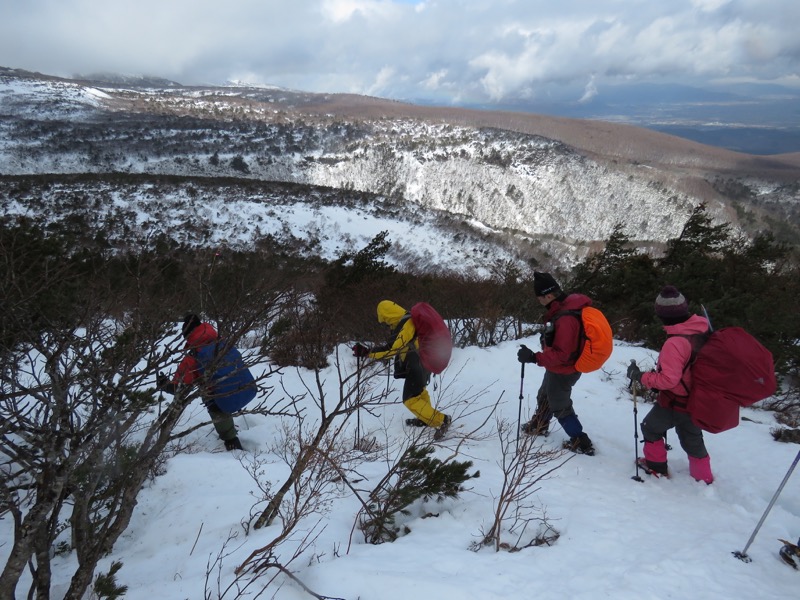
[299,93,800,181]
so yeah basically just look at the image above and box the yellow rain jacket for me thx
[368,300,447,429]
[370,300,418,361]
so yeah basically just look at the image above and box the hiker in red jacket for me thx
[627,286,714,483]
[517,272,595,456]
[157,314,243,451]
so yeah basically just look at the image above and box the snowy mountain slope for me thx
[0,175,541,277]
[10,338,797,599]
[2,68,799,270]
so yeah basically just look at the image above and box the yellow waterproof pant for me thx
[403,389,446,428]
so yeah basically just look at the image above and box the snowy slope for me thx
[14,339,798,599]
[3,70,799,270]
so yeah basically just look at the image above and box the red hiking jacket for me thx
[171,322,219,386]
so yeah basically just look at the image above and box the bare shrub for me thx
[476,418,570,552]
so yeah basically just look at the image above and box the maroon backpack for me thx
[676,327,776,433]
[409,302,452,374]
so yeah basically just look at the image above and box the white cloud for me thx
[1,0,799,103]
[366,66,396,96]
[322,0,379,23]
[421,69,448,90]
[578,75,598,104]
[691,0,731,11]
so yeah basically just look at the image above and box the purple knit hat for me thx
[654,286,689,321]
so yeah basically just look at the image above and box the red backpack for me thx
[672,327,777,433]
[410,302,452,374]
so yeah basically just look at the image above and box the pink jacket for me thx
[641,314,710,410]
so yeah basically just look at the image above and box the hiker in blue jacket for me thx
[157,314,243,451]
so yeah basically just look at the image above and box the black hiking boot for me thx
[563,433,595,456]
[224,437,243,451]
[433,415,451,441]
[405,418,427,427]
[637,457,670,478]
[779,539,800,569]
[521,419,550,437]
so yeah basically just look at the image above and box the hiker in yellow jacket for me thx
[353,300,451,440]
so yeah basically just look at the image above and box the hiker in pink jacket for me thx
[626,286,714,483]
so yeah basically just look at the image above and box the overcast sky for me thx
[2,0,799,105]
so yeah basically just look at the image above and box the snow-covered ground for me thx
[7,336,798,599]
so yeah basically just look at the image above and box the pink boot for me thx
[642,439,669,476]
[689,455,714,484]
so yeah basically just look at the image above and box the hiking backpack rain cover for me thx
[194,342,257,413]
[409,302,453,374]
[683,327,777,433]
[554,307,614,373]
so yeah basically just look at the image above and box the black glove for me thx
[352,343,370,358]
[157,373,170,389]
[517,345,537,364]
[627,363,642,382]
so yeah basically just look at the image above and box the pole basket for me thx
[732,550,752,563]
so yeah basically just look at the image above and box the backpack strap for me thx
[662,332,710,407]
[391,313,413,341]
[551,310,585,363]
[190,340,224,375]
[372,314,415,355]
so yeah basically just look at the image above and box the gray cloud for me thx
[2,0,798,104]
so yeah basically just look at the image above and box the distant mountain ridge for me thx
[1,66,798,272]
[447,80,800,155]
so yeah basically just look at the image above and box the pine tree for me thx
[360,445,477,544]
[93,561,128,599]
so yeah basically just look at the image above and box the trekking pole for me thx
[157,371,165,418]
[701,304,714,332]
[516,361,525,452]
[355,353,362,448]
[630,360,644,483]
[733,449,800,562]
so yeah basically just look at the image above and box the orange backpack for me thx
[554,307,613,373]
